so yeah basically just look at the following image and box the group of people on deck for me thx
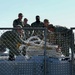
[13,13,55,40]
[0,13,69,61]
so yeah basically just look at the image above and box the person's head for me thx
[18,13,23,20]
[23,18,28,25]
[48,24,55,32]
[35,15,40,22]
[44,19,49,27]
[16,25,23,34]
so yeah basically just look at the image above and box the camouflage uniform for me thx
[13,18,23,28]
[0,30,26,60]
[31,21,44,39]
[55,26,71,56]
[23,24,32,39]
[46,30,56,45]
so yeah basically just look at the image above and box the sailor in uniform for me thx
[0,25,26,60]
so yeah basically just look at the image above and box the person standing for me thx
[13,13,23,28]
[23,18,31,39]
[23,18,30,27]
[43,19,49,28]
[31,15,44,39]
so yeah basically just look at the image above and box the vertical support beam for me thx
[71,28,74,75]
[44,27,47,75]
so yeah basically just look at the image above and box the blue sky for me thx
[0,0,75,28]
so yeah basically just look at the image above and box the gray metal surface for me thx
[0,56,73,75]
[0,56,44,75]
[0,60,34,75]
[47,57,71,75]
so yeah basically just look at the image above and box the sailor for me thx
[31,15,44,39]
[43,19,49,28]
[47,24,56,44]
[23,18,31,39]
[55,26,70,56]
[0,25,26,61]
[13,13,23,28]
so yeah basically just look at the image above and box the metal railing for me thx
[0,27,75,75]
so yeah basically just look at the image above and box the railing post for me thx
[71,28,74,75]
[44,27,47,75]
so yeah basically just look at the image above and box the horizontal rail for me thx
[0,27,47,30]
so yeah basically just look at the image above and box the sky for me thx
[0,0,75,29]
